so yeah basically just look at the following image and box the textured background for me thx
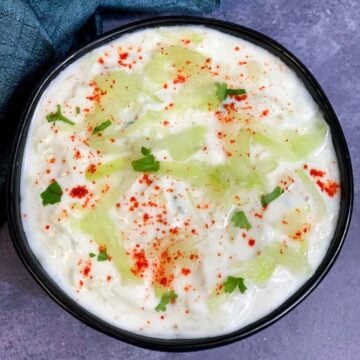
[1,1,359,359]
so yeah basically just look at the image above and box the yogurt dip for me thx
[21,26,340,338]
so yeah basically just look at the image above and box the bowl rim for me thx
[7,15,353,352]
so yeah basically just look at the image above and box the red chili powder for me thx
[139,174,153,186]
[310,168,325,177]
[82,262,92,277]
[83,266,91,277]
[181,268,191,276]
[152,250,174,287]
[119,52,129,60]
[316,180,340,197]
[234,94,247,101]
[87,164,97,174]
[169,227,179,235]
[248,239,256,247]
[74,150,81,159]
[173,74,186,84]
[70,186,89,199]
[86,84,106,103]
[131,247,149,277]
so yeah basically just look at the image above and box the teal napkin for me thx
[0,0,219,221]
[0,0,219,122]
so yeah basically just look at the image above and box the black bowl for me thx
[7,16,353,352]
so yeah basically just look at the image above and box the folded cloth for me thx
[0,0,219,222]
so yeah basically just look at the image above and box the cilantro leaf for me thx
[97,250,108,261]
[215,82,246,102]
[223,276,247,294]
[40,181,62,206]
[223,276,238,293]
[227,88,246,96]
[237,278,247,293]
[141,146,151,156]
[89,252,96,258]
[261,186,284,207]
[155,291,178,312]
[76,106,80,115]
[92,119,112,134]
[231,210,251,230]
[132,148,160,172]
[46,105,75,125]
[215,82,228,102]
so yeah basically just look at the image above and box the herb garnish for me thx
[223,276,247,294]
[40,181,62,206]
[215,82,246,102]
[231,210,251,230]
[141,146,151,156]
[132,147,160,172]
[46,105,75,125]
[89,252,96,258]
[76,106,80,115]
[92,119,112,134]
[155,291,178,312]
[97,250,108,262]
[261,186,284,207]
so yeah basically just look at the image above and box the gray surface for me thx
[1,1,359,359]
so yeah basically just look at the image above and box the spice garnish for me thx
[92,119,112,134]
[155,291,178,312]
[261,186,284,207]
[132,147,160,172]
[215,82,246,102]
[223,276,247,294]
[231,210,251,230]
[46,105,75,125]
[40,181,62,206]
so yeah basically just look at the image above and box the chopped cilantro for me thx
[231,210,251,230]
[141,146,151,156]
[97,250,108,261]
[261,186,284,207]
[155,291,178,312]
[46,105,75,125]
[92,119,112,134]
[76,106,80,115]
[215,83,228,102]
[215,82,246,102]
[132,148,160,172]
[40,181,62,206]
[227,88,246,96]
[89,252,96,258]
[223,276,247,294]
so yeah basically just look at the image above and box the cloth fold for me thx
[0,0,219,221]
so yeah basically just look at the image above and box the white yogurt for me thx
[20,26,340,338]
